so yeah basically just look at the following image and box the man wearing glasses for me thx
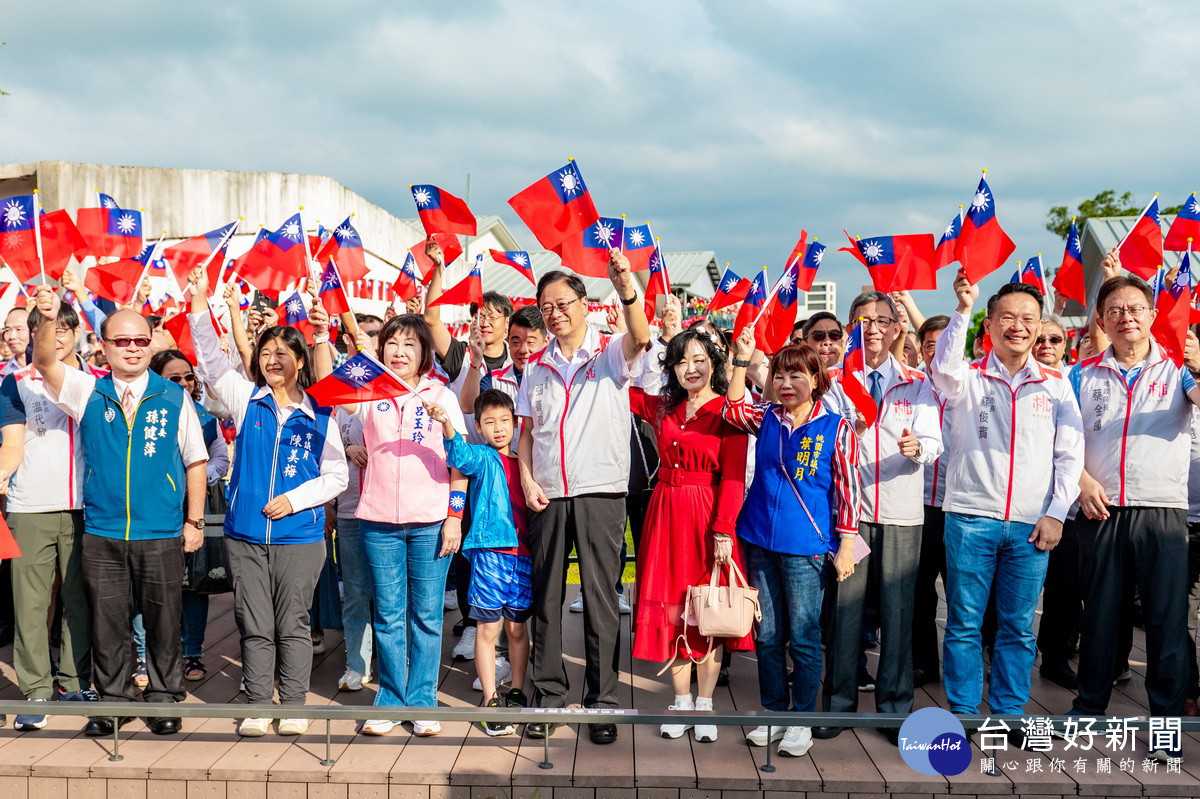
[516,251,650,745]
[817,291,942,742]
[31,291,208,737]
[1069,270,1200,759]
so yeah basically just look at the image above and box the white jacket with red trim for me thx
[922,388,950,508]
[1075,342,1193,510]
[931,310,1084,524]
[829,356,943,526]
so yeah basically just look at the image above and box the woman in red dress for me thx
[631,328,751,743]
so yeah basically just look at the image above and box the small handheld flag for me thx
[840,325,878,428]
[1052,219,1087,306]
[508,160,600,251]
[307,350,413,407]
[488,249,535,284]
[411,185,477,237]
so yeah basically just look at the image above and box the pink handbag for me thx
[688,560,762,639]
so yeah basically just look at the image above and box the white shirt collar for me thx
[250,385,317,420]
[111,371,151,400]
[548,326,601,366]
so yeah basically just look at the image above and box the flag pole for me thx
[752,266,784,328]
[32,190,46,286]
[127,230,168,307]
[205,219,242,302]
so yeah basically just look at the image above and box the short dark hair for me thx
[660,329,730,413]
[481,292,514,319]
[986,282,1044,318]
[150,349,194,375]
[917,315,950,345]
[791,319,807,334]
[848,291,898,324]
[509,305,545,334]
[376,313,435,377]
[144,314,163,331]
[769,343,831,406]
[1095,275,1153,313]
[474,388,515,419]
[355,313,384,327]
[536,270,587,304]
[801,311,843,338]
[250,326,315,389]
[28,302,80,332]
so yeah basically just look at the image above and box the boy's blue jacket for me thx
[444,433,519,551]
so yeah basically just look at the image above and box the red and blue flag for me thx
[622,223,655,271]
[76,195,143,259]
[427,254,484,309]
[732,268,769,341]
[957,176,1016,283]
[85,240,159,304]
[392,251,421,302]
[318,260,352,316]
[841,231,937,291]
[237,214,310,295]
[1010,255,1047,296]
[409,232,463,281]
[1052,219,1087,306]
[643,246,671,321]
[164,221,239,292]
[707,265,751,313]
[1118,195,1163,280]
[488,249,535,284]
[314,216,368,283]
[1165,193,1200,252]
[557,216,623,279]
[936,208,962,271]
[757,259,800,355]
[508,160,600,250]
[411,184,477,237]
[307,349,412,407]
[840,324,878,428]
[797,239,825,291]
[1151,251,1198,367]
[0,195,39,266]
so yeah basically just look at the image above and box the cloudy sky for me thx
[2,1,1197,315]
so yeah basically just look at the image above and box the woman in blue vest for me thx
[188,270,348,738]
[721,329,862,759]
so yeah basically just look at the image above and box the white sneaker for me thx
[412,720,441,736]
[278,718,310,736]
[472,657,513,691]
[618,595,632,615]
[311,631,326,655]
[338,669,367,691]
[693,696,717,742]
[745,725,786,746]
[660,695,694,739]
[237,718,271,737]
[569,593,584,613]
[361,719,398,736]
[778,726,813,757]
[443,590,457,611]
[452,627,477,661]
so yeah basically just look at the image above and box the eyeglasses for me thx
[855,317,896,329]
[1103,305,1149,320]
[167,373,197,384]
[1036,335,1064,346]
[807,329,844,342]
[477,312,508,323]
[539,297,582,317]
[996,315,1040,327]
[105,336,152,349]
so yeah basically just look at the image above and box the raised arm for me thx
[930,269,978,403]
[421,240,454,359]
[721,327,768,435]
[31,288,67,398]
[222,281,254,373]
[188,268,253,425]
[609,250,650,366]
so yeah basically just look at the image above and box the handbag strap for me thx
[776,415,828,548]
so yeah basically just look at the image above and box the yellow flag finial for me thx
[981,168,988,175]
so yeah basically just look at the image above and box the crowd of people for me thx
[0,242,1195,766]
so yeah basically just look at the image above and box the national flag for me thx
[1052,219,1087,306]
[936,208,963,270]
[556,217,622,279]
[957,176,1017,283]
[707,265,751,313]
[1151,252,1196,367]
[488,249,535,284]
[427,254,484,309]
[1165,193,1200,252]
[411,184,477,237]
[30,209,86,282]
[307,349,413,407]
[277,290,315,343]
[797,239,825,292]
[318,260,352,316]
[1010,255,1047,296]
[757,259,800,355]
[392,252,422,302]
[76,198,143,259]
[841,231,937,291]
[236,214,311,295]
[622,223,655,271]
[1117,195,1163,280]
[507,160,600,250]
[643,247,671,321]
[784,230,808,272]
[409,232,463,281]
[0,508,21,560]
[162,312,197,364]
[0,195,39,265]
[314,216,369,282]
[98,193,119,210]
[85,241,159,303]
[163,221,239,292]
[732,268,769,341]
[840,324,878,428]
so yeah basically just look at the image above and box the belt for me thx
[657,467,719,487]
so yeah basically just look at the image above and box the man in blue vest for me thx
[33,288,208,737]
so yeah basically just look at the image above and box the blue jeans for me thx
[943,512,1048,715]
[134,593,210,659]
[743,541,826,712]
[337,518,374,678]
[360,520,450,710]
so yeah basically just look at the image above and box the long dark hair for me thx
[660,329,730,413]
[250,326,315,389]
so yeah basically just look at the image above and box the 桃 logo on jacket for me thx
[585,365,598,380]
[104,407,116,423]
[377,401,391,412]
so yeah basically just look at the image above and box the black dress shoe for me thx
[812,725,843,739]
[84,716,135,736]
[148,716,182,735]
[880,727,899,745]
[912,667,940,688]
[588,723,618,744]
[951,711,977,741]
[524,721,559,739]
[715,666,730,687]
[1040,660,1078,690]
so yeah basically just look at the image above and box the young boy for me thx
[424,389,532,736]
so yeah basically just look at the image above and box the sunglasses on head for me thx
[1036,335,1064,345]
[807,329,844,342]
[105,336,152,349]
[167,373,197,384]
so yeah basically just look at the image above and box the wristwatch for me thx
[189,518,205,531]
[732,358,752,368]
[619,293,637,306]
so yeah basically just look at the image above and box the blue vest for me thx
[225,391,331,545]
[195,401,219,450]
[80,373,188,540]
[737,407,842,556]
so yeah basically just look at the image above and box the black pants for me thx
[1037,516,1082,667]
[530,493,626,709]
[1187,523,1200,701]
[912,505,946,677]
[82,533,185,703]
[1073,507,1189,716]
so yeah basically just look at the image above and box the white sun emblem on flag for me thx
[449,494,466,511]
[347,363,370,383]
[943,221,957,237]
[594,221,615,245]
[335,224,354,240]
[862,241,885,262]
[282,221,302,240]
[628,229,645,247]
[513,252,528,266]
[116,213,137,234]
[779,271,795,292]
[103,197,118,209]
[413,187,433,206]
[971,189,991,212]
[1189,198,1200,215]
[722,277,736,292]
[2,200,27,228]
[557,167,581,197]
[287,299,303,315]
[812,248,824,265]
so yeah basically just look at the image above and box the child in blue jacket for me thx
[424,389,532,737]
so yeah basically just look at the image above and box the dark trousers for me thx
[530,493,626,709]
[1186,522,1200,700]
[912,505,946,677]
[1074,507,1189,717]
[1037,516,1082,667]
[824,521,921,714]
[82,533,185,703]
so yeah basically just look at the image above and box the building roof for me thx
[1076,214,1181,313]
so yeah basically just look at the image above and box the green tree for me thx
[1046,189,1181,240]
